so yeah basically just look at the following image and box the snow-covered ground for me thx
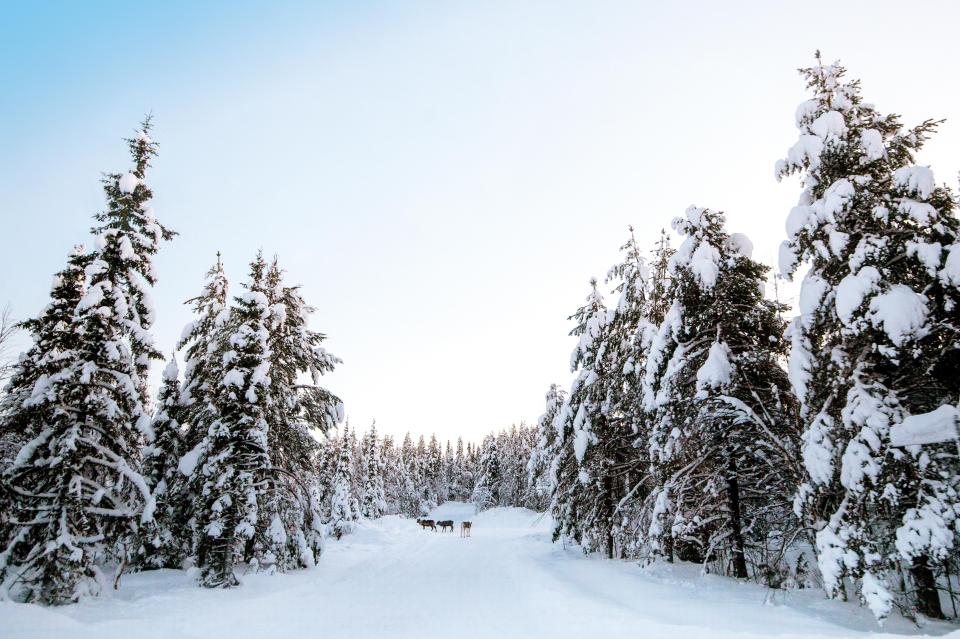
[3,502,957,639]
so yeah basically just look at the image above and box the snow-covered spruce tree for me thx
[526,384,566,512]
[256,258,342,569]
[192,256,273,588]
[552,278,623,556]
[380,433,401,514]
[450,437,467,501]
[498,425,534,508]
[495,429,516,505]
[0,247,89,470]
[605,228,654,429]
[609,230,677,561]
[471,434,502,512]
[646,230,676,329]
[551,284,601,548]
[138,356,188,569]
[262,257,342,455]
[345,424,363,516]
[641,231,695,565]
[0,121,173,604]
[415,435,432,512]
[462,441,478,499]
[550,414,580,538]
[442,440,455,503]
[155,254,230,568]
[397,433,422,516]
[104,120,177,405]
[359,422,387,519]
[0,247,89,562]
[176,254,341,579]
[778,55,960,620]
[642,206,799,579]
[329,431,358,539]
[312,435,336,522]
[425,434,443,508]
[177,254,230,450]
[595,228,658,557]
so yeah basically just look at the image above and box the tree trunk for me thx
[603,473,614,560]
[911,556,945,619]
[726,456,748,579]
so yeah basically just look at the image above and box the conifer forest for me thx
[2,4,960,638]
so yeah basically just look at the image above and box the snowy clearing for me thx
[2,502,957,639]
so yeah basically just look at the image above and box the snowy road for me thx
[2,502,956,639]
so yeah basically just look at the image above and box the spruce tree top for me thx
[777,53,956,289]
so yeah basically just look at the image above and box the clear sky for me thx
[2,1,958,442]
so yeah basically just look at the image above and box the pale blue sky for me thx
[2,1,958,440]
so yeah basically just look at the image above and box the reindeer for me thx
[460,521,472,537]
[416,518,437,531]
[437,520,454,532]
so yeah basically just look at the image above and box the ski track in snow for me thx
[2,502,957,639]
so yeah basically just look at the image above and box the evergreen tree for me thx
[138,356,187,569]
[398,433,421,516]
[579,228,656,558]
[605,227,654,431]
[345,424,363,517]
[312,435,336,522]
[0,247,89,470]
[463,441,478,498]
[173,253,341,580]
[0,247,89,581]
[192,256,273,588]
[162,254,231,569]
[552,279,618,555]
[425,434,443,508]
[526,384,566,512]
[0,121,172,603]
[442,440,455,502]
[497,425,531,508]
[329,431,357,539]
[256,257,341,570]
[608,229,672,557]
[360,422,386,519]
[380,433,401,515]
[415,435,430,511]
[104,120,177,405]
[178,254,231,454]
[642,206,798,578]
[646,230,675,327]
[451,437,466,501]
[471,434,502,511]
[778,54,960,619]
